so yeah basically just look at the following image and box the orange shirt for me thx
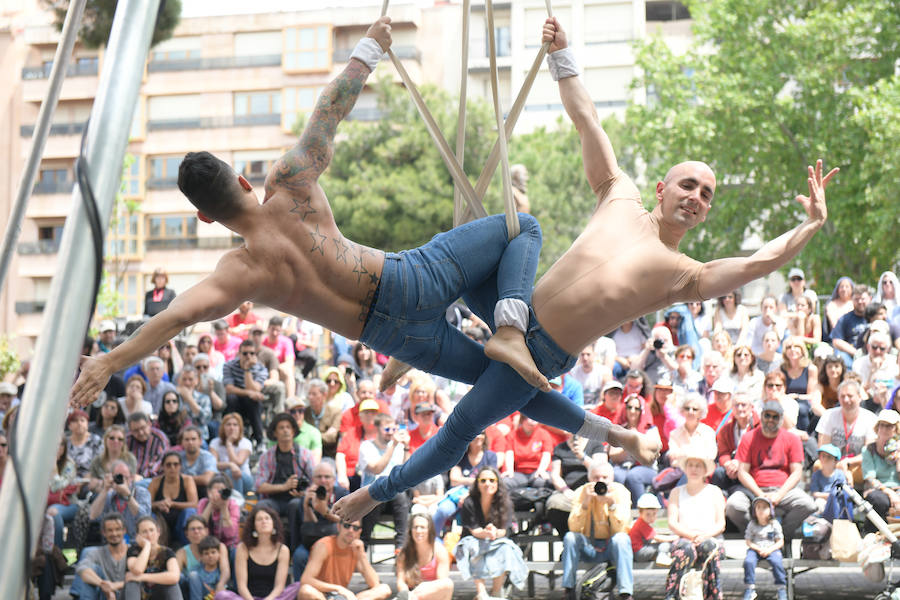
[315,536,356,587]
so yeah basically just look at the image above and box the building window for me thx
[146,214,198,249]
[35,168,69,194]
[115,273,142,317]
[148,155,182,188]
[484,26,511,58]
[284,25,331,72]
[107,213,142,260]
[646,1,690,21]
[283,86,324,131]
[150,48,201,62]
[234,91,281,116]
[121,157,143,197]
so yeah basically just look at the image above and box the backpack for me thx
[578,563,615,600]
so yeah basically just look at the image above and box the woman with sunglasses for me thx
[874,271,899,314]
[780,336,822,434]
[92,395,126,436]
[667,393,717,470]
[148,450,199,548]
[396,513,453,600]
[157,391,192,447]
[611,394,661,506]
[729,345,763,401]
[89,425,138,494]
[454,466,527,600]
[321,367,354,412]
[712,290,748,345]
[817,354,847,410]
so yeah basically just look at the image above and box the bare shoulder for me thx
[264,145,318,199]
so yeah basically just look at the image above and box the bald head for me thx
[663,161,716,185]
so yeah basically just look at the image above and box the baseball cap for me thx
[876,410,900,426]
[601,380,624,394]
[414,403,436,414]
[285,396,307,410]
[99,320,115,333]
[637,493,662,510]
[711,378,733,394]
[788,267,805,280]
[358,399,380,412]
[625,369,643,380]
[817,444,842,461]
[0,382,17,395]
[761,400,784,416]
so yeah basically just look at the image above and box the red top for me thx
[592,403,622,422]
[226,311,260,338]
[715,412,760,466]
[735,427,803,488]
[409,424,440,453]
[510,426,554,474]
[702,402,731,432]
[629,517,656,552]
[339,399,391,434]
[337,426,368,474]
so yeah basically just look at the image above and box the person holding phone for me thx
[89,459,152,539]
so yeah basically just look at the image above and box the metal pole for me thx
[0,0,160,596]
[0,0,88,290]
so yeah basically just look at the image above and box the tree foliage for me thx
[48,0,181,49]
[625,0,900,288]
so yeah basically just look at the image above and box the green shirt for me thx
[862,443,900,488]
[266,422,322,453]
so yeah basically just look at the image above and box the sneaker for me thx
[564,588,576,600]
[776,588,788,600]
[742,588,757,600]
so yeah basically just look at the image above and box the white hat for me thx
[711,378,733,394]
[0,382,17,396]
[876,410,900,426]
[677,445,716,477]
[99,320,116,333]
[788,267,805,280]
[637,493,662,509]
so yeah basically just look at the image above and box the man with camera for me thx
[561,460,634,600]
[358,413,410,550]
[255,412,317,549]
[89,460,152,539]
[292,460,349,580]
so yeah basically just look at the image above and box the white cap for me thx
[711,378,733,394]
[99,320,116,333]
[637,493,662,509]
[0,382,17,396]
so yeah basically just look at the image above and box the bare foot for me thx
[624,430,661,466]
[332,486,382,522]
[380,357,413,392]
[484,326,550,392]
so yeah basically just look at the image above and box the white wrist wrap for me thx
[350,37,385,72]
[547,47,580,81]
[494,298,529,333]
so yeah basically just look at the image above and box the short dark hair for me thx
[101,512,126,531]
[127,411,149,425]
[177,151,244,222]
[239,339,255,350]
[269,316,283,327]
[198,535,220,553]
[267,412,299,439]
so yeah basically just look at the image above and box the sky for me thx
[180,0,439,18]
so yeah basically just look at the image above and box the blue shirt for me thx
[810,468,847,495]
[831,311,868,349]
[559,376,584,407]
[180,449,217,478]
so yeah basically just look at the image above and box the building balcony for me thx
[33,180,73,195]
[21,61,99,80]
[147,54,282,72]
[20,122,86,137]
[17,240,61,255]
[146,113,281,132]
[346,107,386,121]
[333,45,422,63]
[15,300,47,314]
[144,237,244,251]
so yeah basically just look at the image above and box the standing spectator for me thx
[664,448,726,600]
[353,342,383,383]
[358,413,411,549]
[226,300,261,339]
[874,271,899,314]
[305,379,342,458]
[831,284,873,365]
[291,460,348,580]
[454,467,528,600]
[89,425,138,494]
[780,336,821,433]
[713,290,749,345]
[212,319,242,362]
[741,296,786,356]
[223,339,268,448]
[611,394,660,505]
[667,393,717,467]
[89,459,152,538]
[67,408,103,478]
[396,513,454,600]
[561,460,633,600]
[121,375,153,420]
[725,401,816,539]
[175,366,215,441]
[825,277,855,337]
[199,476,242,550]
[570,343,611,406]
[778,267,819,314]
[712,395,759,494]
[148,451,199,548]
[702,378,734,432]
[127,412,170,480]
[742,496,787,600]
[157,391,191,447]
[591,380,624,422]
[860,410,900,527]
[261,316,297,399]
[286,396,323,462]
[815,379,878,486]
[69,513,128,600]
[180,426,218,493]
[144,267,176,318]
[93,395,126,436]
[755,330,784,375]
[209,412,254,495]
[504,416,554,489]
[729,346,764,401]
[144,357,177,416]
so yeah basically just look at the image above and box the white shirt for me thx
[358,439,405,485]
[852,354,900,388]
[815,407,878,457]
[612,326,645,358]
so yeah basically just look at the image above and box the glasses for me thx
[683,406,701,413]
[735,351,751,357]
[478,477,498,484]
[289,408,305,414]
[790,277,804,282]
[871,345,888,352]
[765,383,785,389]
[108,437,125,442]
[241,351,256,356]
[326,379,340,384]
[762,412,781,420]
[341,522,362,531]
[164,398,179,404]
[0,442,7,448]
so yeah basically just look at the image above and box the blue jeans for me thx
[361,213,585,502]
[561,531,634,595]
[743,548,786,586]
[292,545,310,581]
[225,470,254,496]
[49,502,80,548]
[612,465,658,507]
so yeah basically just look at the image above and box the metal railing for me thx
[17,240,62,255]
[21,60,99,80]
[144,236,244,251]
[20,121,86,137]
[148,54,281,72]
[146,113,281,131]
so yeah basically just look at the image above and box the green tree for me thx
[624,0,900,287]
[47,0,181,49]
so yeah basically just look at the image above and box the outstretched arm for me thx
[543,18,618,194]
[264,18,392,197]
[696,160,839,300]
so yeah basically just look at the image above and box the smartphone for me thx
[398,422,407,431]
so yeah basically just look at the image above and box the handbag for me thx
[652,467,683,494]
[830,500,863,562]
[678,545,717,600]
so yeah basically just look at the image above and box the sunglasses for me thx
[478,477,498,484]
[683,406,701,413]
[164,399,179,404]
[735,351,751,357]
[341,522,362,531]
[871,345,888,352]
[762,412,781,420]
[0,442,7,448]
[108,437,125,442]
[326,379,340,384]
[241,351,256,356]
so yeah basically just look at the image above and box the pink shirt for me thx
[197,497,241,548]
[262,335,294,363]
[214,335,242,361]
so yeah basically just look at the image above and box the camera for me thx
[653,338,664,350]
[220,488,232,499]
[296,479,310,492]
[345,367,355,377]
[315,485,328,500]
[594,481,608,496]
[113,473,125,485]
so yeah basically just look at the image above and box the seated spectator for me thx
[89,425,138,495]
[197,335,225,380]
[861,410,900,529]
[591,380,624,421]
[611,320,649,373]
[629,493,675,563]
[216,505,300,600]
[742,496,787,600]
[250,324,287,420]
[226,300,260,338]
[157,391,192,448]
[179,426,218,495]
[454,467,528,599]
[198,476,242,550]
[713,290,749,345]
[322,366,354,412]
[785,294,822,349]
[46,438,79,549]
[120,375,153,420]
[809,444,847,513]
[710,330,735,369]
[353,342,384,383]
[760,371,800,435]
[92,395,126,436]
[358,413,410,549]
[730,345,764,401]
[89,459,152,538]
[297,517,391,600]
[755,330,784,375]
[408,403,440,452]
[818,354,847,410]
[725,401,816,540]
[124,515,180,599]
[664,447,726,600]
[698,351,727,404]
[432,433,498,533]
[546,432,606,535]
[741,296,786,357]
[815,379,878,485]
[611,394,660,506]
[339,379,388,436]
[149,451,199,548]
[192,354,225,416]
[780,336,821,434]
[503,416,554,490]
[212,319,242,362]
[189,535,226,600]
[667,393,717,468]
[175,366,214,441]
[261,316,297,398]
[646,377,680,454]
[336,400,379,491]
[209,412,254,495]
[223,339,268,448]
[623,368,651,399]
[561,460,633,600]
[158,340,183,382]
[825,277,855,338]
[403,375,451,427]
[702,378,734,432]
[831,285,873,366]
[304,379,342,458]
[712,395,759,494]
[396,513,454,600]
[570,342,611,406]
[181,344,199,373]
[634,325,678,385]
[671,345,702,393]
[70,513,128,600]
[285,396,323,462]
[176,515,230,597]
[291,460,349,580]
[143,356,178,416]
[853,331,899,398]
[255,413,316,549]
[67,408,102,479]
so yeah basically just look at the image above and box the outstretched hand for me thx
[795,159,838,224]
[70,355,112,409]
[366,16,392,52]
[542,17,568,53]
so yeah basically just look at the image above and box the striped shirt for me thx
[126,427,170,478]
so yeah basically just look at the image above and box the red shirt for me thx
[262,334,294,363]
[510,426,554,474]
[337,426,370,474]
[735,427,803,488]
[629,517,656,552]
[542,425,568,448]
[226,311,260,338]
[409,424,440,453]
[592,402,622,422]
[702,402,731,432]
[339,399,391,434]
[214,334,243,361]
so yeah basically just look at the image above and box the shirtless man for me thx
[331,17,838,521]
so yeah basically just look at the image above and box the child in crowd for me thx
[628,493,676,564]
[743,497,786,600]
[810,444,848,513]
[189,535,223,600]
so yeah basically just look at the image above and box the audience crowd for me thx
[4,270,900,600]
